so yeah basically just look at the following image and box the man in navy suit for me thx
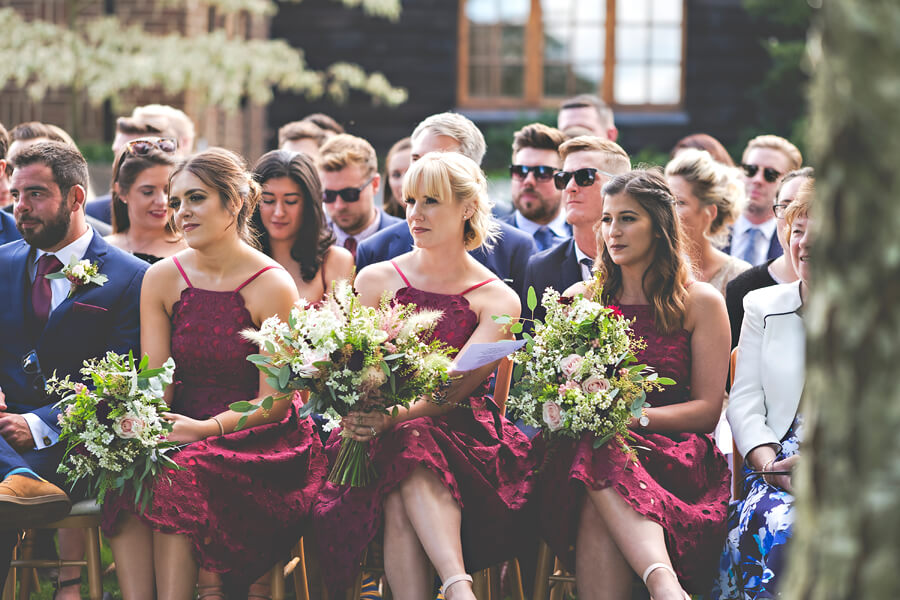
[356,112,537,294]
[0,142,146,583]
[318,133,401,259]
[522,136,631,323]
[0,210,19,245]
[500,123,571,251]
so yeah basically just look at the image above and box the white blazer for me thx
[727,280,805,458]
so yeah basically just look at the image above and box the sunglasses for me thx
[126,137,178,156]
[509,164,556,181]
[22,350,47,396]
[322,176,375,204]
[553,167,615,190]
[741,163,782,183]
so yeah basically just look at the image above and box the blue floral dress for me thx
[711,416,803,599]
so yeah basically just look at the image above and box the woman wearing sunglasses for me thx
[251,150,353,300]
[665,148,750,296]
[102,148,326,600]
[538,169,732,600]
[313,152,535,599]
[106,138,187,264]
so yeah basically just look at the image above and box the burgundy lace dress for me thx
[312,263,537,593]
[101,259,328,588]
[535,305,731,593]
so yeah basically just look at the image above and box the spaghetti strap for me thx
[172,257,193,287]
[459,278,498,296]
[390,260,412,287]
[235,266,281,292]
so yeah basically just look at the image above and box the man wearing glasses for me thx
[521,136,630,324]
[0,142,145,585]
[318,133,402,259]
[501,123,571,252]
[725,135,803,266]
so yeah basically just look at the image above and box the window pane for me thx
[501,25,525,59]
[617,0,649,23]
[651,0,682,23]
[543,64,568,97]
[577,0,605,22]
[544,29,568,61]
[466,0,498,24]
[650,25,681,62]
[469,64,494,97]
[541,0,574,22]
[614,65,648,104]
[573,63,603,94]
[572,25,603,63]
[500,0,529,23]
[502,65,525,96]
[649,65,680,104]
[616,25,649,63]
[469,23,493,58]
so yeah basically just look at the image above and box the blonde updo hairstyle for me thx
[664,148,746,246]
[402,151,499,251]
[169,147,261,246]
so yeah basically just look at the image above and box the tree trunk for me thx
[784,1,900,598]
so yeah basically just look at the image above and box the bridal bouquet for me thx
[506,287,673,450]
[46,352,180,511]
[241,280,455,486]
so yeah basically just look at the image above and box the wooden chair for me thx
[270,538,310,600]
[3,499,103,600]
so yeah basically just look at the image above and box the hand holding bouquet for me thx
[241,280,455,486]
[507,286,673,451]
[46,352,180,512]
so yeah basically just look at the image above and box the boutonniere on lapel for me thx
[46,257,108,298]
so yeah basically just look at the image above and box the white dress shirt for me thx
[730,214,777,266]
[513,210,570,241]
[574,242,594,282]
[24,226,94,449]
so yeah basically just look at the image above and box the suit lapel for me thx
[560,240,582,290]
[5,242,36,343]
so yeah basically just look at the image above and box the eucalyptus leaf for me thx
[229,401,256,413]
[527,286,538,312]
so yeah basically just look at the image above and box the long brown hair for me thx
[597,169,691,334]
[111,146,176,233]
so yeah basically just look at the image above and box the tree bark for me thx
[785,1,900,598]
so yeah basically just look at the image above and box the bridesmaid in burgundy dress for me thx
[102,148,326,600]
[538,170,732,600]
[313,152,536,599]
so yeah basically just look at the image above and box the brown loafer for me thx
[0,474,72,529]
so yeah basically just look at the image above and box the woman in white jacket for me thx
[712,175,814,599]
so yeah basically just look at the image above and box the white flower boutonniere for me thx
[46,257,108,298]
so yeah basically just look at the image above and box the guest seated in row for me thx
[313,151,536,599]
[251,149,353,299]
[103,148,326,600]
[105,137,187,264]
[538,169,732,599]
[712,176,815,599]
[382,136,411,219]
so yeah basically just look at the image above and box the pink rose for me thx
[559,354,583,378]
[558,380,579,394]
[542,401,564,432]
[114,415,145,439]
[582,375,610,394]
[619,368,630,377]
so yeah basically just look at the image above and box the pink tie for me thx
[32,254,63,325]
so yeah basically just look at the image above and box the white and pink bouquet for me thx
[46,352,180,511]
[507,287,673,449]
[240,280,455,486]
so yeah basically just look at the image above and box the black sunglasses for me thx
[322,176,375,204]
[741,163,782,183]
[509,164,556,181]
[126,137,178,156]
[553,167,615,190]
[22,350,47,396]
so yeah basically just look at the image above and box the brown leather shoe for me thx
[0,474,72,529]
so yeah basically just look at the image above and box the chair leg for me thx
[270,561,285,600]
[85,526,103,600]
[291,540,309,600]
[532,541,553,600]
[549,558,565,600]
[472,568,490,599]
[16,531,34,600]
[508,559,525,600]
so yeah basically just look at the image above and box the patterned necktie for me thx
[32,254,63,325]
[343,236,358,259]
[741,227,761,264]
[580,257,594,280]
[533,227,555,252]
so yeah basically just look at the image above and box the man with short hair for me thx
[521,135,631,323]
[302,112,344,137]
[356,112,538,295]
[318,133,401,258]
[557,94,618,142]
[725,135,803,266]
[0,142,146,587]
[278,120,327,160]
[502,123,570,251]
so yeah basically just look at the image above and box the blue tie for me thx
[741,227,760,264]
[534,227,554,251]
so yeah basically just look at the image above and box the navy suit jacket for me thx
[722,225,783,263]
[85,193,112,225]
[0,232,147,431]
[355,220,538,295]
[521,238,584,324]
[0,210,20,246]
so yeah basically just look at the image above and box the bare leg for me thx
[383,489,432,599]
[575,499,632,600]
[55,528,84,599]
[107,513,155,600]
[153,531,198,600]
[585,487,687,600]
[389,467,475,600]
[247,570,272,599]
